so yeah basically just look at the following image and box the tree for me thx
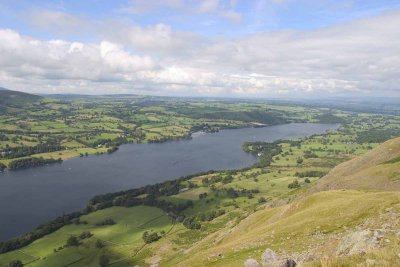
[198,192,208,199]
[99,255,109,267]
[8,260,23,267]
[66,236,79,247]
[96,239,105,248]
[305,178,311,183]
[296,157,304,164]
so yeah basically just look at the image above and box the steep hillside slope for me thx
[166,190,400,266]
[314,137,400,191]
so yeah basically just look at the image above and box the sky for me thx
[0,0,399,98]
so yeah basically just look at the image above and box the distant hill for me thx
[0,88,43,108]
[314,137,400,191]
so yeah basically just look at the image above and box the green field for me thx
[0,206,173,267]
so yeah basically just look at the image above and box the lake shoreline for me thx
[0,122,275,172]
[0,123,339,242]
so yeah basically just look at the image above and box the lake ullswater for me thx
[0,123,339,241]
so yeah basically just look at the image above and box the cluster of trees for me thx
[183,216,201,229]
[183,209,226,230]
[210,187,259,199]
[65,231,93,248]
[142,231,161,243]
[242,141,282,167]
[8,157,62,170]
[201,174,234,185]
[0,142,64,159]
[356,128,400,144]
[79,137,124,153]
[295,170,326,178]
[288,180,301,189]
[190,123,220,133]
[197,210,225,222]
[89,170,219,208]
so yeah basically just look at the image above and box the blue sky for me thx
[0,0,399,97]
[2,0,399,38]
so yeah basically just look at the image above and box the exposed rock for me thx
[244,258,261,267]
[261,248,279,266]
[336,230,380,256]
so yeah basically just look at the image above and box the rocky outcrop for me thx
[258,248,297,267]
[244,258,261,267]
[261,249,279,266]
[336,229,382,256]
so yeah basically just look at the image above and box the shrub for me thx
[95,240,105,248]
[183,216,201,229]
[258,197,267,203]
[198,192,208,199]
[79,231,93,239]
[295,170,326,178]
[96,218,115,226]
[288,180,300,189]
[66,236,79,247]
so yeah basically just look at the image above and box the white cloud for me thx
[0,29,155,83]
[198,0,220,13]
[1,9,400,97]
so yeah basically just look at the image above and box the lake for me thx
[0,123,338,241]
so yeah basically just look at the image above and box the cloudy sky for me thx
[0,0,399,98]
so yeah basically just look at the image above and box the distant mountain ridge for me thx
[0,88,43,109]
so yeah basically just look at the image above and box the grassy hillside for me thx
[169,190,400,266]
[0,88,42,108]
[315,137,400,191]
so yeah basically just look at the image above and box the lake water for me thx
[0,123,338,241]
